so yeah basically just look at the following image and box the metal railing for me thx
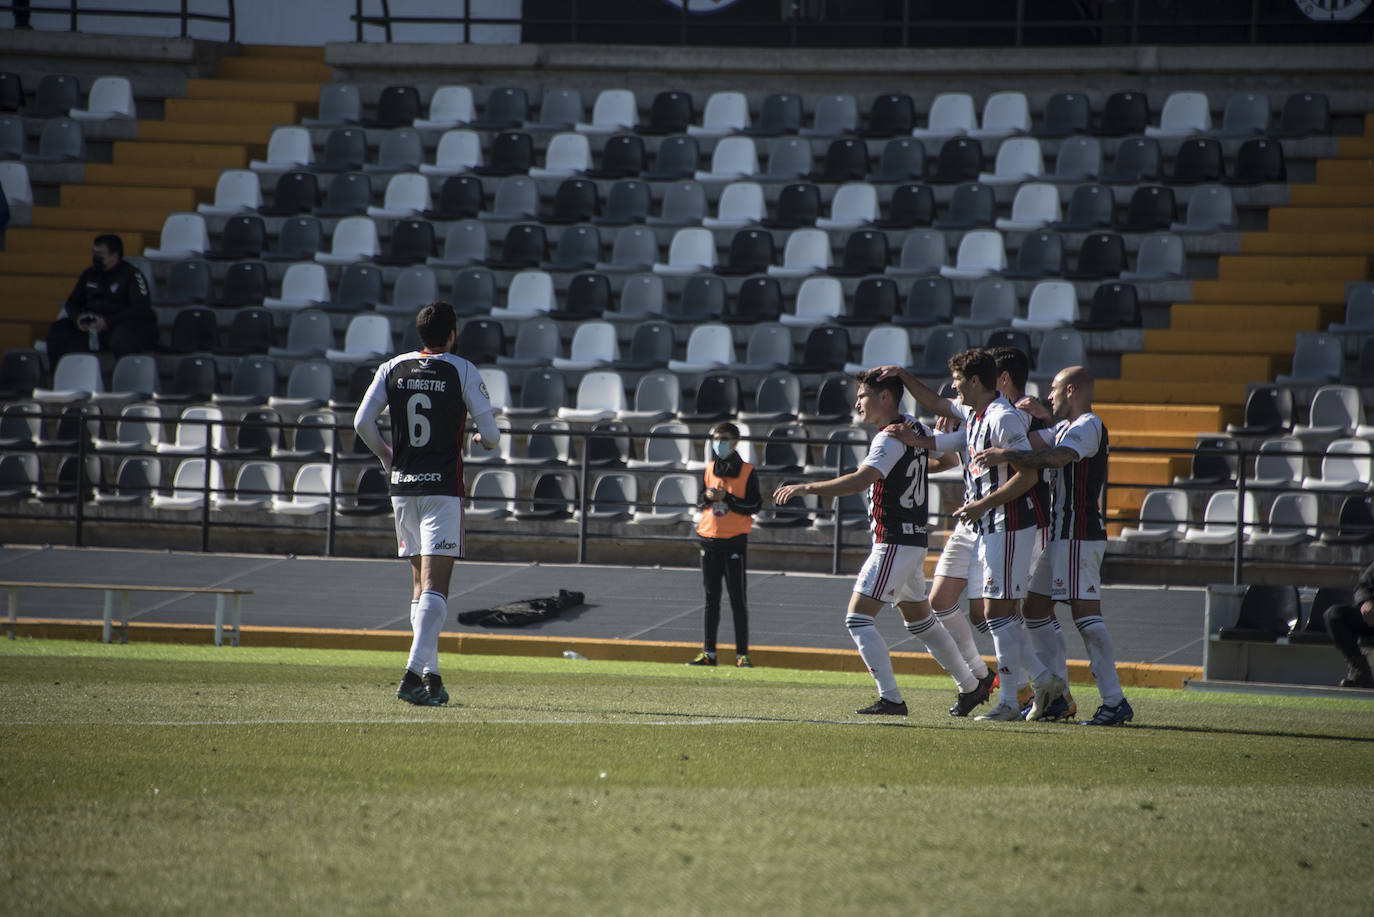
[3,405,1369,582]
[1,1,235,41]
[349,0,1370,46]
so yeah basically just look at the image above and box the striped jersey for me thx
[953,396,1038,534]
[858,414,934,547]
[1047,412,1109,541]
[356,350,493,497]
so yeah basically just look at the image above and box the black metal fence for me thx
[0,1,236,41]
[350,0,1373,46]
[3,405,1367,582]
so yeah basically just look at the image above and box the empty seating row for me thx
[1120,489,1374,546]
[0,73,134,120]
[295,83,1334,142]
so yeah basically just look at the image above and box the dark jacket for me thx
[63,259,152,328]
[1355,561,1374,610]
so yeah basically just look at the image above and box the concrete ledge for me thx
[10,618,1202,690]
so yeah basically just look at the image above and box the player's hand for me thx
[773,483,806,505]
[872,364,906,382]
[883,422,918,446]
[1362,601,1374,626]
[970,446,1007,467]
[703,486,723,502]
[1017,396,1050,421]
[952,501,987,526]
[473,432,496,451]
[934,414,961,434]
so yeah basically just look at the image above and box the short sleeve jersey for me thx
[858,414,934,547]
[957,395,1038,534]
[360,350,493,497]
[1048,412,1109,541]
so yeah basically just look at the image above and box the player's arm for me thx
[873,365,958,420]
[352,369,393,472]
[464,366,501,450]
[928,450,960,474]
[884,422,964,455]
[952,466,1037,526]
[972,430,1069,469]
[773,464,881,505]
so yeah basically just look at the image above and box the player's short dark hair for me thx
[710,422,740,440]
[991,346,1030,392]
[948,348,998,390]
[93,234,123,258]
[854,369,903,404]
[416,301,457,350]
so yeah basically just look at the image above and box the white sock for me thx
[407,589,448,677]
[1026,615,1068,687]
[1017,616,1053,687]
[933,603,988,678]
[846,613,900,702]
[1076,616,1123,705]
[987,616,1025,707]
[907,616,977,692]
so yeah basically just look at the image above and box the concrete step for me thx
[1109,455,1191,486]
[239,44,326,60]
[1120,352,1277,384]
[136,120,273,146]
[1189,279,1349,305]
[1109,430,1200,450]
[0,321,41,353]
[30,206,172,233]
[1240,231,1374,256]
[1096,378,1249,408]
[1366,113,1374,136]
[1216,254,1371,282]
[2,227,147,253]
[1316,159,1374,184]
[1337,137,1374,159]
[84,163,224,191]
[1287,185,1374,206]
[1265,209,1374,233]
[1168,303,1333,332]
[1093,402,1228,432]
[113,140,248,170]
[0,250,98,275]
[1142,329,1298,355]
[60,184,198,211]
[1107,487,1147,512]
[186,77,322,106]
[4,278,78,318]
[216,56,333,84]
[164,98,303,125]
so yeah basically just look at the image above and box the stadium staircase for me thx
[0,45,329,355]
[1099,112,1374,533]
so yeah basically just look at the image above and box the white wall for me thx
[13,0,522,45]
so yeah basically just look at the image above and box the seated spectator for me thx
[47,233,157,363]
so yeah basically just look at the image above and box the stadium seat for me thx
[270,463,334,515]
[313,129,367,175]
[495,317,560,370]
[151,458,223,511]
[1064,233,1127,281]
[467,469,517,519]
[1099,92,1150,136]
[1245,436,1304,489]
[641,136,700,181]
[1173,435,1240,487]
[1001,231,1065,280]
[471,130,534,177]
[741,93,803,137]
[652,227,716,275]
[912,92,975,142]
[206,216,266,261]
[767,228,831,278]
[618,371,681,422]
[363,85,421,129]
[1249,491,1319,546]
[1322,495,1374,545]
[1168,138,1226,184]
[413,85,475,130]
[530,132,592,180]
[976,137,1042,185]
[1103,137,1162,184]
[758,137,813,185]
[258,171,319,218]
[810,138,869,183]
[557,369,627,421]
[940,230,1005,280]
[553,324,620,373]
[895,276,955,328]
[197,170,262,216]
[680,374,742,422]
[544,179,599,225]
[1271,91,1330,139]
[1216,585,1300,641]
[996,182,1061,231]
[214,461,284,511]
[738,370,801,421]
[69,75,134,121]
[1012,281,1077,331]
[142,213,209,261]
[969,91,1030,141]
[524,87,584,133]
[364,128,424,175]
[1029,329,1087,384]
[856,93,915,138]
[1300,439,1373,492]
[837,277,900,327]
[631,473,699,525]
[592,180,651,228]
[22,117,83,163]
[574,89,637,135]
[800,374,858,424]
[816,182,878,230]
[778,276,843,328]
[0,72,23,113]
[324,314,391,363]
[1146,91,1211,138]
[800,93,858,138]
[713,229,775,276]
[542,224,601,273]
[1293,385,1361,440]
[1226,386,1294,437]
[886,231,947,278]
[827,230,888,277]
[871,138,925,183]
[933,181,996,229]
[628,421,696,471]
[794,325,851,374]
[1211,91,1270,137]
[1227,137,1287,185]
[508,420,573,467]
[702,181,765,229]
[666,323,733,373]
[584,473,637,521]
[1074,281,1140,330]
[688,91,749,138]
[1276,332,1343,385]
[844,326,911,375]
[1032,91,1091,137]
[1120,232,1185,281]
[1171,184,1237,232]
[694,136,758,182]
[470,87,530,131]
[250,126,313,173]
[1182,490,1257,545]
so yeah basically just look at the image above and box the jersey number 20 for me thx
[897,458,926,510]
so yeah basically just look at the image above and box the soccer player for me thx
[354,301,500,706]
[882,349,1066,721]
[971,365,1133,726]
[772,370,990,718]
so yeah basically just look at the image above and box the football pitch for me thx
[3,640,1372,916]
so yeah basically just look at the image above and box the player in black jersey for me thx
[773,370,989,718]
[354,302,501,706]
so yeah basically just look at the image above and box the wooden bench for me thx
[2,581,252,647]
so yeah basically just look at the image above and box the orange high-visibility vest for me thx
[697,460,754,539]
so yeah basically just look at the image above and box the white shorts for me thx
[392,494,466,559]
[933,522,983,599]
[854,542,928,606]
[1028,538,1105,602]
[976,526,1036,601]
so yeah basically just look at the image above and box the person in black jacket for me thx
[47,234,157,364]
[1324,561,1374,689]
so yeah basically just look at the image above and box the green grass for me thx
[3,639,1373,916]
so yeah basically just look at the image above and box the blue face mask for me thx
[712,440,733,459]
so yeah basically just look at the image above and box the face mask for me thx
[93,254,105,270]
[711,440,733,459]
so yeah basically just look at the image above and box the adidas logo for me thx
[1087,585,1097,594]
